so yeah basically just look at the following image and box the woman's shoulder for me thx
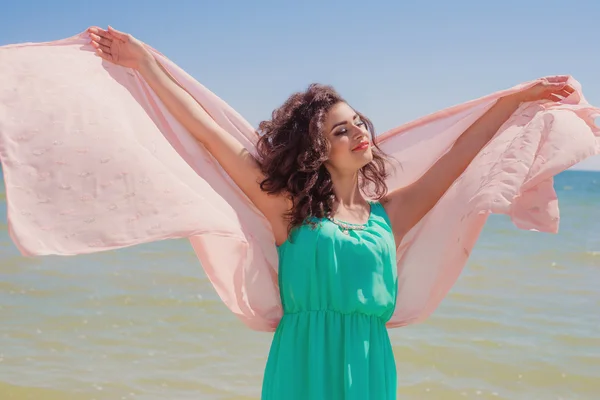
[368,200,393,230]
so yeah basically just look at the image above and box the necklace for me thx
[326,202,372,235]
[326,217,368,235]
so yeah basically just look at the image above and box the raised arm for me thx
[89,26,291,244]
[382,78,575,245]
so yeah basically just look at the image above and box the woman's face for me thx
[323,102,373,174]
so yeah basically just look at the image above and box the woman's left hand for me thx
[514,76,576,104]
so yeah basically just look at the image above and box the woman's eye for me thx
[334,121,364,136]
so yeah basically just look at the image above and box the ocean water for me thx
[1,170,599,400]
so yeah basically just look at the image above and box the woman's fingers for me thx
[90,37,112,55]
[545,85,575,102]
[89,32,112,48]
[94,47,112,62]
[541,82,575,101]
[108,26,128,42]
[557,89,573,98]
[548,94,563,102]
[88,26,111,40]
[555,83,574,93]
[91,42,111,55]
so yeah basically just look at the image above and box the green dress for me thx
[261,201,398,399]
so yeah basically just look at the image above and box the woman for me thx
[88,26,574,400]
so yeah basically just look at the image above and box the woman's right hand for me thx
[88,26,152,70]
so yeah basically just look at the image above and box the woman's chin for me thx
[356,152,374,168]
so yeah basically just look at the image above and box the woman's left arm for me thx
[383,77,575,244]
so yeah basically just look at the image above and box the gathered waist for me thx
[282,308,388,323]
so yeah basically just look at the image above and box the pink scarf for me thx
[1,31,598,331]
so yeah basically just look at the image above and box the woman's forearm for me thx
[134,53,290,233]
[425,94,522,188]
[452,95,522,156]
[390,94,523,234]
[136,55,220,143]
[414,95,522,193]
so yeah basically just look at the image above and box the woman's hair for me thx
[256,83,390,232]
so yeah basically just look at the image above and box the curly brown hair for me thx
[256,83,390,232]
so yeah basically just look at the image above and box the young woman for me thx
[88,26,575,400]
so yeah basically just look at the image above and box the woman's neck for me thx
[330,171,369,213]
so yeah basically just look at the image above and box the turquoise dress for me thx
[261,201,398,399]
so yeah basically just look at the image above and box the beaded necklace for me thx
[326,217,368,235]
[326,203,371,235]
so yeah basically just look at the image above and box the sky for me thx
[2,0,599,169]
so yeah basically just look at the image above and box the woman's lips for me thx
[352,142,370,151]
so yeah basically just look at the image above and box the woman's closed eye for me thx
[335,121,365,136]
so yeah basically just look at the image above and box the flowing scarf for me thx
[1,31,598,331]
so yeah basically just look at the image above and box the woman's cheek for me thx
[330,141,347,159]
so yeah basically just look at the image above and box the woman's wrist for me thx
[135,50,156,73]
[498,92,524,109]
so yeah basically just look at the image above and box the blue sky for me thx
[2,0,599,169]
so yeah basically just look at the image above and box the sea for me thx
[1,169,599,400]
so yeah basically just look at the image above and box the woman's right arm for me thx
[89,27,290,244]
[138,58,291,243]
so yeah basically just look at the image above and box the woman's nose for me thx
[351,124,367,138]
